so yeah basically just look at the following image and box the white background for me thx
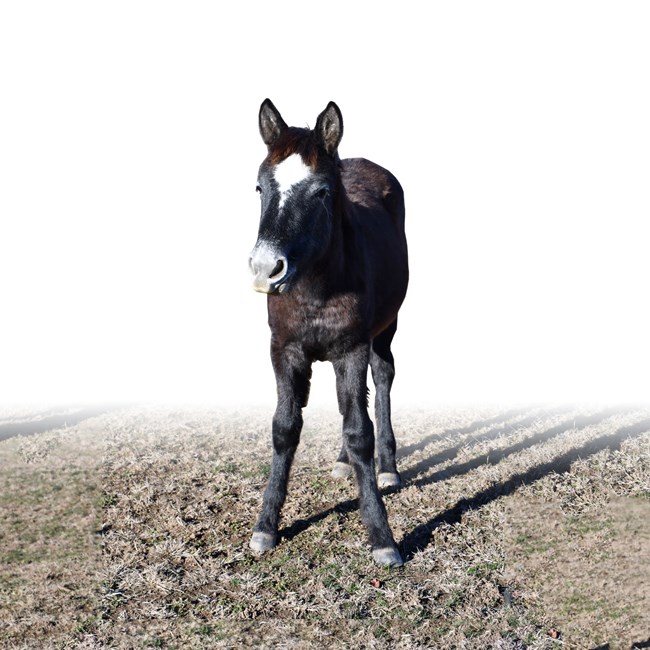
[1,2,648,408]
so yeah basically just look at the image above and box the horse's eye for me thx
[315,186,329,199]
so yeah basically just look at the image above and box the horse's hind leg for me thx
[250,344,311,553]
[331,368,354,479]
[370,319,400,489]
[333,343,402,567]
[331,320,401,487]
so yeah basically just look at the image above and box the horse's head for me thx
[249,99,343,294]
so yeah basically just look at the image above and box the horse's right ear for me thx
[259,99,288,147]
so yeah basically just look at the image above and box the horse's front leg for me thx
[333,344,403,567]
[250,343,312,553]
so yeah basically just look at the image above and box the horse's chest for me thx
[269,293,365,358]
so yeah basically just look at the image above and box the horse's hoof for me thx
[377,472,401,489]
[372,547,404,568]
[249,531,276,554]
[331,461,353,479]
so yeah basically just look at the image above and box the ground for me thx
[1,404,649,649]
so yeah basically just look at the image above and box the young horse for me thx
[248,99,409,567]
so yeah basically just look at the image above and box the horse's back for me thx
[341,158,405,229]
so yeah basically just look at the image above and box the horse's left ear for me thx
[316,101,343,155]
[259,99,288,147]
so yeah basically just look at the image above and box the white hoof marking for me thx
[372,547,404,568]
[249,531,276,554]
[331,461,353,479]
[377,472,401,489]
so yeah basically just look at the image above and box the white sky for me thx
[1,2,648,407]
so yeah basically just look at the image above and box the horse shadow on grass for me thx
[0,405,117,442]
[395,406,535,460]
[398,405,573,485]
[400,413,650,559]
[402,406,622,490]
[279,408,650,563]
[279,408,541,542]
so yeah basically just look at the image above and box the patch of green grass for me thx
[100,492,119,507]
[464,624,482,638]
[310,474,330,492]
[41,521,67,537]
[269,550,292,569]
[445,588,466,609]
[143,527,166,546]
[213,462,238,474]
[0,485,48,506]
[214,594,248,616]
[514,533,555,557]
[237,462,271,480]
[272,578,290,594]
[8,510,94,563]
[345,581,360,596]
[523,629,544,645]
[0,573,26,591]
[2,547,43,564]
[72,617,97,636]
[467,560,502,578]
[321,562,343,590]
[169,598,189,616]
[373,592,389,609]
[564,515,611,536]
[560,589,598,616]
[193,623,229,641]
[500,627,517,640]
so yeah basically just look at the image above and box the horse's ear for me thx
[316,101,343,155]
[259,99,288,147]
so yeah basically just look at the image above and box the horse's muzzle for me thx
[249,243,290,294]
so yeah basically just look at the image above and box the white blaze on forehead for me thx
[273,154,312,207]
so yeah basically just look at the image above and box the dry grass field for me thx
[1,404,649,649]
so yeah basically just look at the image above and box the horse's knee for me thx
[272,405,302,453]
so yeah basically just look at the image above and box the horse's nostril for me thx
[270,259,285,279]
